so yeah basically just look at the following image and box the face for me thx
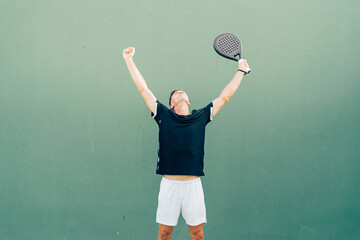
[171,90,190,108]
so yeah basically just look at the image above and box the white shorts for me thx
[156,176,207,226]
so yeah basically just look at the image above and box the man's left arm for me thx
[212,59,250,118]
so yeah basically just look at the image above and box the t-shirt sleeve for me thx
[150,99,168,124]
[202,101,213,125]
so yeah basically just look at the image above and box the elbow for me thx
[223,95,230,103]
[139,87,147,93]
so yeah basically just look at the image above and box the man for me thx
[123,47,250,240]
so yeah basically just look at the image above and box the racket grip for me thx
[238,59,251,74]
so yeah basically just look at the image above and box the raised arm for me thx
[212,59,250,118]
[123,47,156,115]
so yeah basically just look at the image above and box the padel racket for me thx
[213,33,251,73]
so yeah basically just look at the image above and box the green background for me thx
[1,0,359,239]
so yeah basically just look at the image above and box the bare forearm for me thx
[125,59,148,91]
[220,71,245,101]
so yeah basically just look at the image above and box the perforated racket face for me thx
[213,33,242,61]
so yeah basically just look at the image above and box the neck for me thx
[173,102,189,115]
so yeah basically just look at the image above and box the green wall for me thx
[1,0,359,239]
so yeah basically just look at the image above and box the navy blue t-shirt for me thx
[151,100,213,176]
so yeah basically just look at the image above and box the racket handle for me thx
[238,59,251,74]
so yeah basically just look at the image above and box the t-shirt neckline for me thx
[170,108,195,117]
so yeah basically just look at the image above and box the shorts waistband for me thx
[161,176,200,184]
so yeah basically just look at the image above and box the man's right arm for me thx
[123,47,156,115]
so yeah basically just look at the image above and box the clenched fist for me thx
[123,47,135,61]
[238,59,250,73]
